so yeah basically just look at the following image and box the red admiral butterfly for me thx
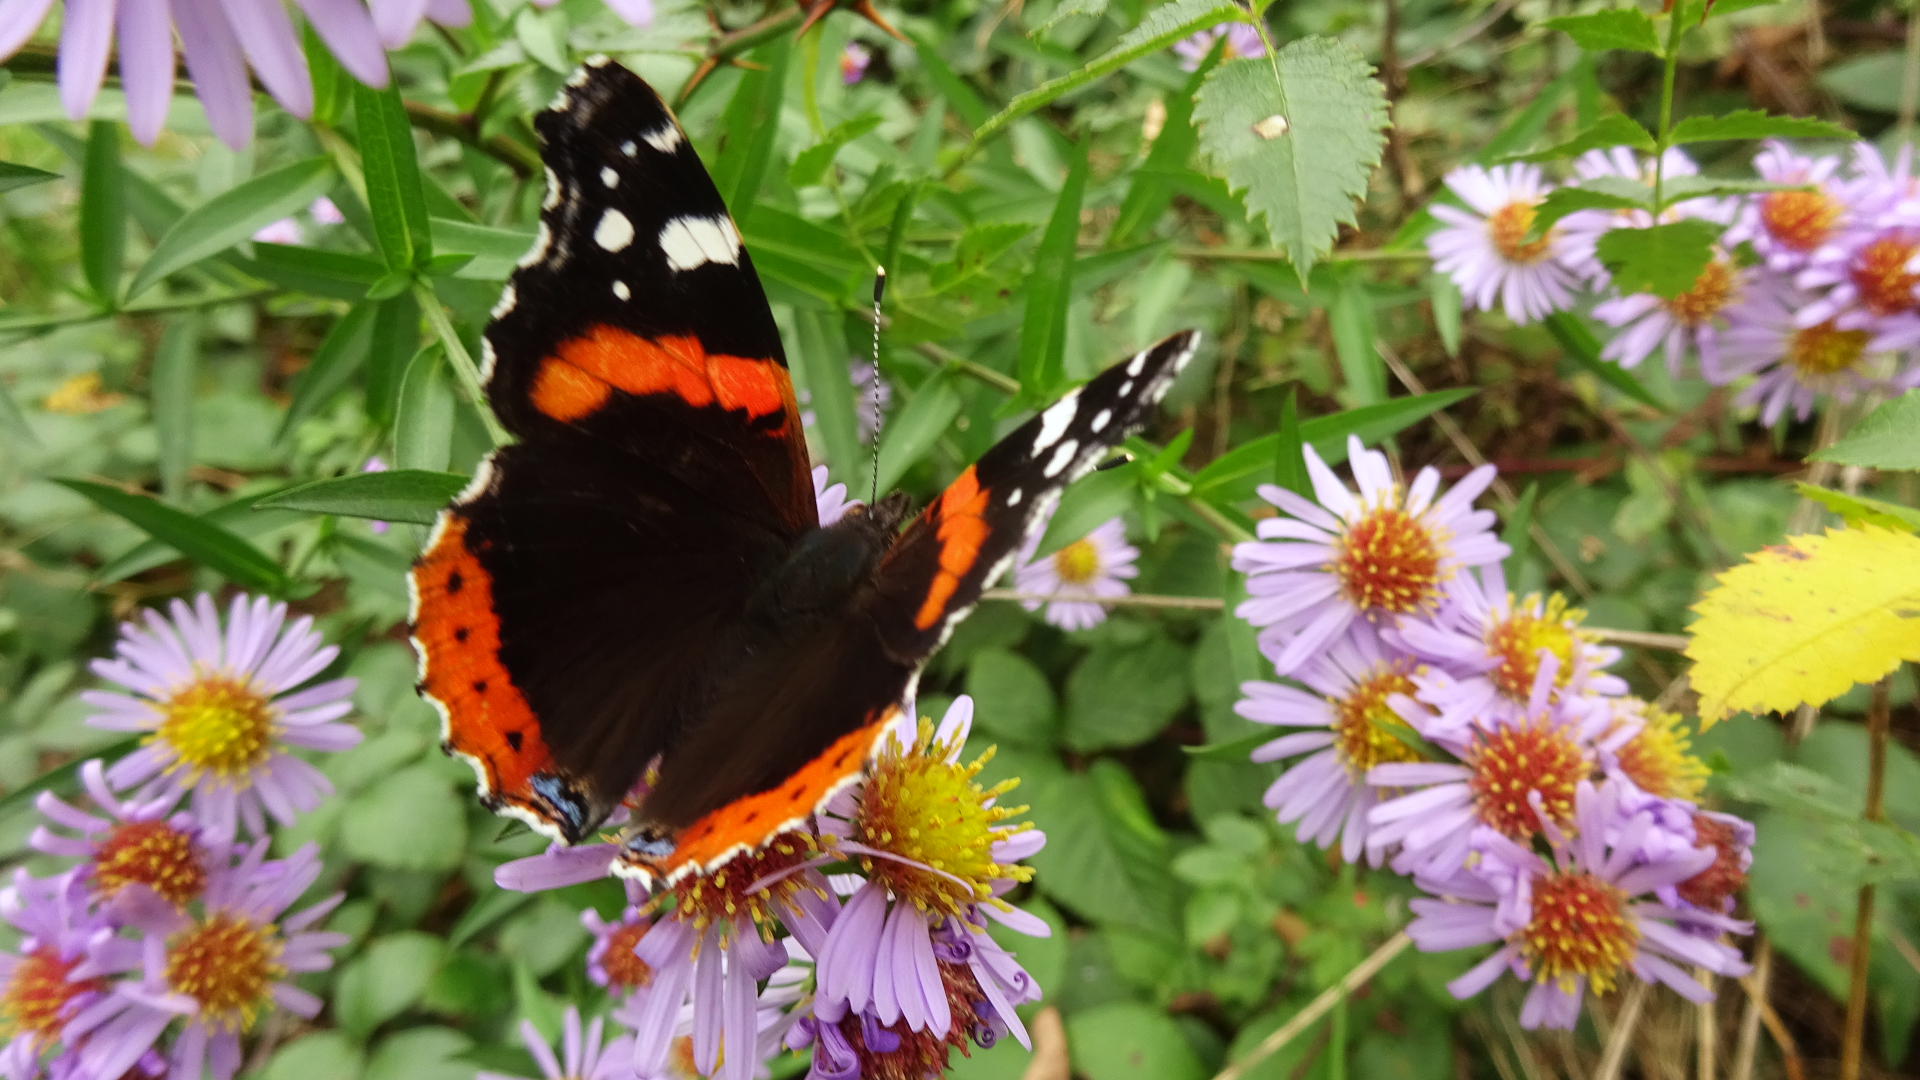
[409,57,1198,888]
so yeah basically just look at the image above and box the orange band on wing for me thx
[530,326,794,423]
[912,465,991,630]
[412,515,554,802]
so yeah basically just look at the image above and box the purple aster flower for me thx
[813,465,862,527]
[1172,23,1263,69]
[1234,622,1419,866]
[64,841,346,1080]
[1386,562,1625,732]
[582,900,655,999]
[1426,164,1580,325]
[626,915,792,1080]
[1231,437,1505,676]
[478,1006,634,1080]
[30,760,209,913]
[1405,778,1750,1029]
[1792,144,1920,351]
[1011,516,1138,632]
[83,594,362,843]
[1711,270,1903,424]
[839,42,871,85]
[1597,696,1709,804]
[0,870,111,1080]
[1723,141,1854,272]
[1590,241,1746,378]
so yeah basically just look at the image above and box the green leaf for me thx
[1819,53,1908,114]
[127,156,336,299]
[1503,481,1538,577]
[1669,109,1853,144]
[1545,310,1668,412]
[966,648,1058,746]
[335,933,445,1039]
[355,80,434,272]
[1429,272,1462,358]
[249,243,387,300]
[263,1033,366,1080]
[339,764,467,871]
[277,302,377,443]
[1510,113,1657,163]
[1110,38,1220,248]
[56,480,292,594]
[1662,176,1809,201]
[514,5,569,71]
[1812,391,1920,469]
[1594,220,1721,300]
[1181,730,1272,762]
[364,1028,474,1080]
[1792,483,1920,533]
[79,121,127,305]
[1190,390,1476,497]
[1035,0,1107,33]
[1067,1003,1207,1080]
[1531,185,1653,236]
[1274,388,1306,495]
[256,469,467,524]
[1194,43,1389,285]
[447,890,536,949]
[1017,141,1089,405]
[1064,628,1190,750]
[792,310,862,477]
[1540,9,1663,54]
[366,292,421,427]
[1034,465,1136,560]
[711,38,793,225]
[1007,750,1176,926]
[430,218,535,281]
[876,369,962,492]
[0,160,59,193]
[789,114,883,188]
[395,345,455,473]
[95,490,307,583]
[1329,274,1381,404]
[152,318,197,499]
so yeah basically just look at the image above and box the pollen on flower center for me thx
[1484,593,1583,699]
[602,921,655,992]
[1851,236,1920,317]
[1519,871,1637,995]
[1759,189,1842,252]
[1333,506,1444,615]
[1659,258,1738,326]
[1332,666,1422,775]
[156,675,276,782]
[1,946,105,1040]
[1788,320,1872,377]
[1486,202,1553,265]
[165,912,284,1032]
[93,819,206,905]
[855,721,1032,918]
[1612,703,1709,801]
[1052,539,1101,585]
[1677,815,1747,910]
[1466,721,1586,840]
[667,837,819,937]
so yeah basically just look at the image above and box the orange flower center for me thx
[1851,236,1920,318]
[1677,815,1748,911]
[1333,506,1444,615]
[1487,202,1553,265]
[1052,539,1101,585]
[601,920,655,994]
[1467,721,1587,840]
[1759,190,1842,252]
[165,913,284,1032]
[1332,666,1423,776]
[667,837,819,938]
[1659,258,1738,326]
[1485,594,1583,700]
[1520,871,1638,994]
[1612,704,1709,801]
[93,819,206,906]
[1787,320,1872,377]
[1,947,104,1041]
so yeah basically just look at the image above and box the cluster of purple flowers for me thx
[1,595,361,1079]
[1430,142,1920,425]
[1233,436,1754,1028]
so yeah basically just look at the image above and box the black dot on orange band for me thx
[506,731,523,751]
[447,571,464,593]
[473,680,488,693]
[455,627,469,642]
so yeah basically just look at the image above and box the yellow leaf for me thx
[1687,525,1920,725]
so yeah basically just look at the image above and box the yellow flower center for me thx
[1052,539,1102,585]
[93,819,207,906]
[1659,258,1738,327]
[1485,593,1585,700]
[854,720,1032,919]
[165,912,284,1033]
[1487,202,1553,265]
[1333,505,1445,615]
[1519,871,1638,995]
[1,946,104,1041]
[1851,236,1920,318]
[667,836,819,939]
[1759,189,1842,253]
[1331,665,1423,776]
[1467,721,1587,841]
[156,675,276,783]
[1611,703,1708,802]
[1788,320,1871,378]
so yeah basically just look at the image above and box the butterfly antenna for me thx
[869,265,886,506]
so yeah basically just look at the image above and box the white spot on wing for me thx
[595,209,635,252]
[659,215,742,271]
[1090,408,1112,433]
[613,280,631,300]
[643,123,683,153]
[621,140,637,157]
[1118,380,1134,397]
[600,166,619,188]
[1006,488,1023,507]
[1043,440,1078,478]
[1031,393,1078,453]
[1126,349,1149,376]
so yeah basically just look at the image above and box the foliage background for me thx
[0,0,1917,1074]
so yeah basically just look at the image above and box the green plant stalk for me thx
[1651,9,1686,210]
[0,288,283,336]
[414,281,511,447]
[1149,468,1255,544]
[1840,675,1892,1080]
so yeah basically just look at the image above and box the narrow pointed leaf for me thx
[57,480,292,594]
[255,469,469,524]
[79,121,127,305]
[1017,142,1089,405]
[278,302,378,442]
[1545,311,1668,412]
[127,156,337,299]
[355,80,434,271]
[152,319,197,498]
[0,160,59,193]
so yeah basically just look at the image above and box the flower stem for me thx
[1212,932,1411,1080]
[1595,980,1649,1080]
[1840,675,1893,1080]
[413,281,511,447]
[1651,9,1688,211]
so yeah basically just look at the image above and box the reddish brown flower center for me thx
[667,835,818,937]
[1851,236,1920,317]
[1787,320,1872,378]
[1332,666,1423,776]
[1333,507,1444,615]
[1485,593,1582,699]
[1759,190,1842,252]
[1467,721,1587,840]
[1678,815,1748,911]
[1659,258,1738,326]
[1,946,104,1041]
[94,819,206,906]
[165,912,284,1032]
[1487,203,1553,265]
[601,920,655,993]
[1520,871,1638,994]
[835,958,988,1080]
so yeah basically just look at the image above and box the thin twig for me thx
[985,589,1228,610]
[1211,932,1412,1080]
[1589,628,1691,651]
[1595,981,1649,1080]
[1019,1007,1070,1080]
[1731,939,1770,1080]
[1738,950,1806,1080]
[413,282,511,446]
[1899,0,1920,144]
[1697,969,1717,1080]
[1841,676,1893,1080]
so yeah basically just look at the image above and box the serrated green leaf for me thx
[1793,483,1920,532]
[1532,184,1651,232]
[127,156,336,300]
[255,469,468,524]
[1594,220,1721,299]
[876,369,962,492]
[789,114,882,188]
[1811,391,1920,469]
[1036,0,1107,33]
[1194,44,1389,285]
[1034,465,1135,560]
[1540,9,1663,54]
[57,480,292,594]
[1545,310,1668,411]
[1669,109,1853,144]
[79,122,126,305]
[1509,113,1656,163]
[355,81,434,272]
[0,160,59,193]
[278,302,376,443]
[1017,142,1088,404]
[152,318,197,499]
